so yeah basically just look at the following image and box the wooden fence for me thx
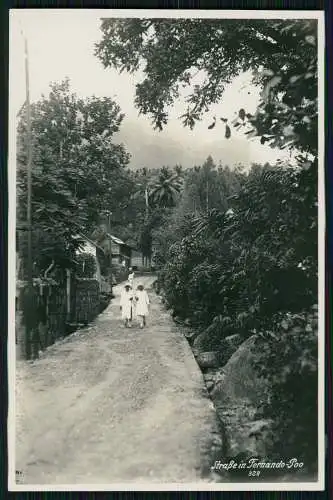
[16,276,109,360]
[70,278,101,325]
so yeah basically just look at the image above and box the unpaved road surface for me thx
[15,276,221,485]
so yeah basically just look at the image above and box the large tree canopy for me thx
[95,18,317,158]
[17,79,130,273]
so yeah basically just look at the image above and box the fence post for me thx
[66,268,71,322]
[16,286,25,360]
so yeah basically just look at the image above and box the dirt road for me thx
[15,276,222,485]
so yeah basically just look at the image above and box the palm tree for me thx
[131,169,150,222]
[173,164,184,177]
[149,166,183,208]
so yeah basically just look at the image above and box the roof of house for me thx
[75,232,135,251]
[73,233,105,253]
[105,233,136,250]
[106,233,126,246]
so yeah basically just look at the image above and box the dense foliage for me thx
[156,162,317,330]
[148,155,318,475]
[253,307,318,471]
[153,160,317,472]
[112,165,184,264]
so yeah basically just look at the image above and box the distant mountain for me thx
[114,120,260,170]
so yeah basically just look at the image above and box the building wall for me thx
[76,241,102,288]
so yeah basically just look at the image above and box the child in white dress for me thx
[135,284,150,328]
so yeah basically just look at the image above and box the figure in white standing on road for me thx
[128,267,135,288]
[135,284,150,328]
[120,284,134,328]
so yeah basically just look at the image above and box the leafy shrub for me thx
[253,307,318,473]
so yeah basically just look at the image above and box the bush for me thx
[253,307,318,473]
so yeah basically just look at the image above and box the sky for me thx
[9,9,290,170]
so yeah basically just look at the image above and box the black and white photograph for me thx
[8,9,325,491]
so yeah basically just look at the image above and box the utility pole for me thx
[108,212,112,293]
[144,186,150,267]
[24,34,34,359]
[102,210,113,294]
[144,186,149,222]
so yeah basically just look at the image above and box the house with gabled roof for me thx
[75,231,136,288]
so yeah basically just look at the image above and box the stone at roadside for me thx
[204,373,214,382]
[206,380,215,391]
[183,329,199,342]
[204,367,225,389]
[195,351,221,369]
[210,335,272,461]
[193,331,244,367]
[193,330,219,351]
[173,316,183,325]
[211,335,269,404]
[217,334,245,366]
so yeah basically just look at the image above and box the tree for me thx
[17,79,130,275]
[131,167,153,222]
[149,166,183,208]
[95,18,318,158]
[177,156,243,215]
[173,164,184,178]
